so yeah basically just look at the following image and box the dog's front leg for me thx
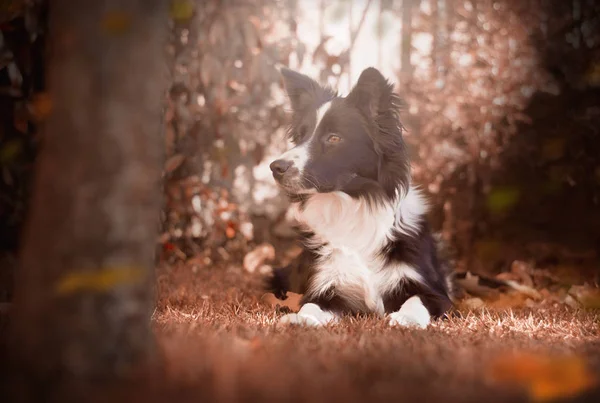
[278,303,338,327]
[388,295,431,329]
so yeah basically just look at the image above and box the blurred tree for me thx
[404,0,600,273]
[162,0,301,263]
[0,0,47,301]
[8,0,168,396]
[400,0,418,81]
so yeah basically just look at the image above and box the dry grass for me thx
[149,262,600,403]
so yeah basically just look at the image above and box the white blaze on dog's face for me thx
[270,67,410,202]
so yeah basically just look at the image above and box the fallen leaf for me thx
[186,254,205,270]
[564,294,580,309]
[488,292,531,309]
[261,291,302,312]
[496,271,522,283]
[509,260,534,287]
[243,243,275,273]
[568,285,600,309]
[258,264,272,275]
[488,352,598,402]
[165,154,185,173]
[504,280,542,300]
[454,271,501,298]
[460,297,485,310]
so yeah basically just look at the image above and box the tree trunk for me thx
[400,0,416,80]
[430,0,439,81]
[9,0,169,394]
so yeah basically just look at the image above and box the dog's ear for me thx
[280,67,335,113]
[347,67,410,198]
[346,67,396,121]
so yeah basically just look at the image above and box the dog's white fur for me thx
[388,296,431,329]
[279,186,431,328]
[278,303,337,327]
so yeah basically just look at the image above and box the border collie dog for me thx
[268,67,453,328]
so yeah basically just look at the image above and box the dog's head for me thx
[270,67,410,204]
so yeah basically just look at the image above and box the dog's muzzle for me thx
[270,158,300,183]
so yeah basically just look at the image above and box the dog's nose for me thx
[270,159,293,175]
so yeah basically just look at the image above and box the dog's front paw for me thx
[388,311,429,328]
[388,296,430,329]
[277,303,336,327]
[277,312,322,327]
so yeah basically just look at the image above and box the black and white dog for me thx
[268,67,453,328]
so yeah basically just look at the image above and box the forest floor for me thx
[148,261,600,403]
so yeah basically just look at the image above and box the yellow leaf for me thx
[55,266,144,295]
[487,186,520,214]
[170,0,194,22]
[0,139,21,164]
[489,353,598,402]
[101,11,132,35]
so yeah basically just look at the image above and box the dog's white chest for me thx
[312,245,385,314]
[311,244,424,315]
[293,188,426,314]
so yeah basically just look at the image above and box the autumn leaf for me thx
[28,92,53,121]
[164,154,185,174]
[261,292,302,313]
[101,11,131,35]
[55,266,144,295]
[0,139,21,164]
[568,285,600,309]
[488,352,598,402]
[170,0,194,22]
[225,226,236,239]
[487,186,520,214]
[243,243,275,273]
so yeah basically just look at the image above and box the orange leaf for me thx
[101,11,131,35]
[29,92,53,122]
[261,292,302,312]
[488,353,598,402]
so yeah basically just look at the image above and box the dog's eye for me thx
[327,134,341,144]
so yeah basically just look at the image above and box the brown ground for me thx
[146,262,600,403]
